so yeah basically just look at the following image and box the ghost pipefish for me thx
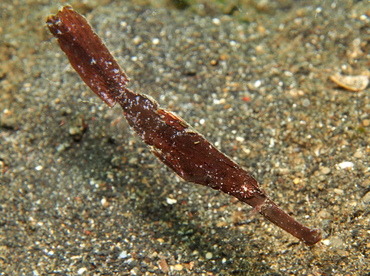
[46,6,322,246]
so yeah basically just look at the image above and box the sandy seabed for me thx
[1,1,369,275]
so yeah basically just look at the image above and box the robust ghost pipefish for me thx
[46,6,322,246]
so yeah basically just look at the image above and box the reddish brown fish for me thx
[46,6,322,245]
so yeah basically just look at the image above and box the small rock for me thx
[156,238,165,243]
[361,191,370,203]
[77,267,87,275]
[322,239,330,246]
[320,166,331,175]
[329,236,345,250]
[336,161,354,170]
[132,35,142,45]
[362,119,370,127]
[205,252,213,259]
[173,264,183,271]
[118,250,128,259]
[333,188,344,195]
[166,197,177,205]
[158,257,170,273]
[128,157,138,164]
[318,209,332,219]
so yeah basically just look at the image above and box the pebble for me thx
[152,37,160,45]
[132,35,142,45]
[205,252,213,259]
[322,239,331,246]
[118,250,128,259]
[318,209,332,219]
[212,18,221,25]
[156,238,165,243]
[166,197,177,205]
[361,191,370,203]
[336,161,354,170]
[128,157,138,164]
[320,166,331,175]
[173,264,183,271]
[329,236,345,250]
[302,98,310,107]
[333,188,344,195]
[77,268,87,274]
